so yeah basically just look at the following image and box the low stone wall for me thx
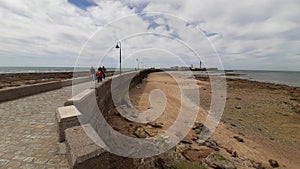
[56,69,161,169]
[0,81,62,102]
[0,76,91,103]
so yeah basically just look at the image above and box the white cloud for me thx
[0,0,299,70]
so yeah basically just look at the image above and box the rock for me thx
[182,148,213,162]
[192,122,204,130]
[180,140,192,145]
[231,151,238,158]
[195,129,202,134]
[192,123,207,135]
[198,140,220,151]
[148,122,163,128]
[205,153,236,169]
[154,158,165,169]
[235,106,241,109]
[191,137,199,142]
[144,128,157,137]
[252,162,266,169]
[233,136,244,142]
[269,159,279,168]
[134,127,148,138]
[225,148,233,154]
[230,123,236,127]
[128,125,136,135]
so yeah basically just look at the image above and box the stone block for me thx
[65,124,135,169]
[56,105,82,142]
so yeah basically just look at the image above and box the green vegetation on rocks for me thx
[195,128,202,134]
[171,161,207,169]
[205,153,236,169]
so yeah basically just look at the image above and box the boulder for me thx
[269,159,279,168]
[205,153,236,169]
[148,122,164,128]
[233,136,244,142]
[182,148,213,162]
[134,127,148,138]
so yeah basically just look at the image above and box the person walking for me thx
[90,66,95,81]
[96,67,103,82]
[101,66,106,79]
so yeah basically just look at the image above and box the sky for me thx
[0,0,299,70]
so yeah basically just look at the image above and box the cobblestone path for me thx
[0,83,90,169]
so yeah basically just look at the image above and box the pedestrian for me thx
[102,66,106,79]
[96,67,103,82]
[90,66,95,81]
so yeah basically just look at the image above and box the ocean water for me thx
[0,66,134,74]
[189,70,300,87]
[0,67,86,73]
[230,70,300,87]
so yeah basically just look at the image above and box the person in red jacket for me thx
[96,67,103,82]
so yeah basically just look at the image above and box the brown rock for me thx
[144,128,157,137]
[269,159,279,168]
[233,136,244,142]
[252,162,266,169]
[199,140,220,151]
[182,148,213,162]
[180,140,192,145]
[235,106,241,109]
[231,151,238,158]
[148,122,163,128]
[192,122,204,130]
[134,127,148,138]
[205,153,236,169]
[154,158,165,169]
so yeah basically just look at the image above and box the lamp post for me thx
[115,41,121,75]
[136,58,139,71]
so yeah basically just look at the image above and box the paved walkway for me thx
[0,82,92,169]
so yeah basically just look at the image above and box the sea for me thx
[229,70,300,87]
[0,67,299,87]
[187,70,300,87]
[0,66,133,74]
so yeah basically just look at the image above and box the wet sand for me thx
[108,72,300,169]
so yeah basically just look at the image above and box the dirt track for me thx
[108,72,300,168]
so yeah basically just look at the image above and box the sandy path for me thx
[109,72,300,169]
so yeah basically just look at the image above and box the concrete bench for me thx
[65,124,134,169]
[56,105,82,142]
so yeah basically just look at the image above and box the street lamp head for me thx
[115,44,120,48]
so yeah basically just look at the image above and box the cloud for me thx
[0,0,299,70]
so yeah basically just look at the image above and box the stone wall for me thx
[56,69,161,169]
[96,69,160,120]
[0,76,91,103]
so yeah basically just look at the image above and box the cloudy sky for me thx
[0,0,299,70]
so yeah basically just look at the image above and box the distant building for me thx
[170,66,190,71]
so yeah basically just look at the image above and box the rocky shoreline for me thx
[107,72,300,169]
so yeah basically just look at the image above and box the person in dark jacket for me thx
[101,66,106,79]
[96,67,103,82]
